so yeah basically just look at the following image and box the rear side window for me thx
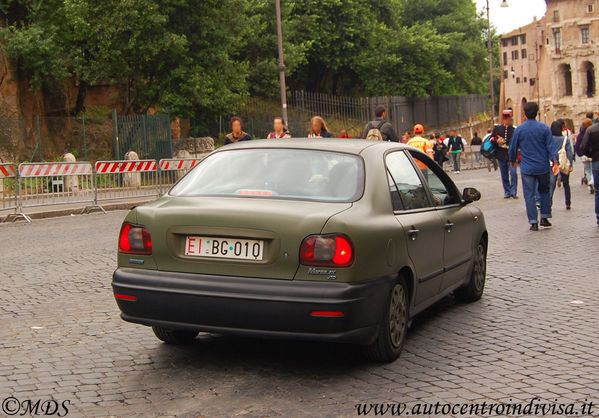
[409,153,461,206]
[169,149,364,202]
[386,151,430,210]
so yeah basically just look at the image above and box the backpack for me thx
[366,120,386,141]
[558,136,572,175]
[481,135,496,159]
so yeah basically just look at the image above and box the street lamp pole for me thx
[486,0,496,122]
[275,0,289,127]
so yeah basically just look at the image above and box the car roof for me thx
[215,138,413,155]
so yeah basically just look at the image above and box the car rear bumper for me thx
[112,268,395,344]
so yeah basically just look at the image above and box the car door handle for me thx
[445,221,455,232]
[408,228,420,240]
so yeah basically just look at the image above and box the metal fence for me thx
[0,111,172,164]
[1,93,486,163]
[115,113,173,161]
[0,115,114,164]
[287,91,488,138]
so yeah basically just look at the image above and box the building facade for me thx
[500,0,599,127]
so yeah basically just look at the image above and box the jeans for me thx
[522,172,551,224]
[449,153,461,171]
[498,159,518,197]
[474,152,482,163]
[593,161,599,224]
[583,160,594,190]
[550,172,571,207]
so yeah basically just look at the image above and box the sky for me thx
[473,0,547,34]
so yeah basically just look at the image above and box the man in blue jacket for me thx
[508,102,559,231]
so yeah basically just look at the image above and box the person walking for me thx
[267,117,291,139]
[508,102,559,231]
[433,133,448,168]
[470,132,483,164]
[579,118,599,226]
[576,118,594,194]
[443,129,467,173]
[407,125,434,157]
[308,116,333,138]
[549,120,574,210]
[362,105,398,142]
[224,117,253,145]
[492,110,518,199]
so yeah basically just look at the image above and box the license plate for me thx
[185,236,264,260]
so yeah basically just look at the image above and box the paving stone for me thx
[1,168,598,416]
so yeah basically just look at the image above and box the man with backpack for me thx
[362,105,399,142]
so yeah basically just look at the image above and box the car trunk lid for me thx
[136,196,352,280]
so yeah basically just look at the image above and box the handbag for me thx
[558,136,572,175]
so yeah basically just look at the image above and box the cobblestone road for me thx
[1,165,598,417]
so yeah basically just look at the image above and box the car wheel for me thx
[454,240,487,303]
[152,326,199,344]
[362,278,409,362]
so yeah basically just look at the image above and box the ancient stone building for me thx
[500,0,599,126]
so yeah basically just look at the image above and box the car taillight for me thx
[119,223,152,255]
[299,234,354,267]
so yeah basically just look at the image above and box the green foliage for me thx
[0,0,495,120]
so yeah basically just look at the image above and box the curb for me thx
[2,200,152,222]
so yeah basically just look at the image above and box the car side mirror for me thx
[462,187,481,203]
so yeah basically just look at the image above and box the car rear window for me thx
[169,148,364,202]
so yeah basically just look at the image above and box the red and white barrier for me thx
[0,164,17,179]
[94,159,159,203]
[1,163,20,221]
[158,158,202,193]
[95,160,157,173]
[159,158,201,171]
[19,162,93,177]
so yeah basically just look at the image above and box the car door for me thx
[385,151,445,306]
[408,152,474,292]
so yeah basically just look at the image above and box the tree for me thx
[1,0,496,119]
[396,0,488,95]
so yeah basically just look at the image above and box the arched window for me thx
[558,64,573,97]
[583,61,596,97]
[505,98,513,111]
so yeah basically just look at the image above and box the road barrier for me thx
[0,163,26,222]
[10,162,100,222]
[441,147,487,172]
[2,150,490,223]
[94,159,159,203]
[158,158,202,193]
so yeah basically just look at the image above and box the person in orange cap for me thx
[407,124,435,178]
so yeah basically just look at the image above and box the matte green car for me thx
[112,139,487,362]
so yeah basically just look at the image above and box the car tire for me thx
[454,240,487,303]
[152,326,199,344]
[362,278,409,363]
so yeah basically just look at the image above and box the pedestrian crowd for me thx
[481,102,598,230]
[223,101,599,229]
[224,104,477,174]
